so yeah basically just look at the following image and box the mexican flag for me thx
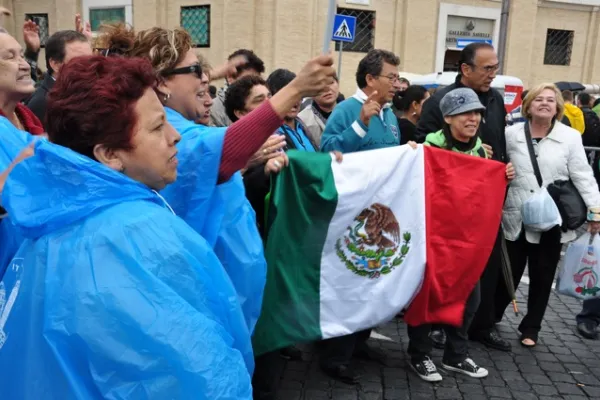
[252,145,506,355]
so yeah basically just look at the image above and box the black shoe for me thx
[280,345,303,361]
[353,343,387,364]
[430,329,446,350]
[471,330,511,352]
[320,364,361,384]
[442,357,488,378]
[410,356,442,382]
[577,322,599,340]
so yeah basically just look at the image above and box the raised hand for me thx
[290,54,336,98]
[209,54,248,81]
[75,14,93,41]
[23,20,40,53]
[360,91,381,127]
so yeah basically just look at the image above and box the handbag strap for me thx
[523,122,543,187]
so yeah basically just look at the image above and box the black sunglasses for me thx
[162,63,203,79]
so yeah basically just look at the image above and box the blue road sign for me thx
[456,38,492,49]
[332,14,357,43]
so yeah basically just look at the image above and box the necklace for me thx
[12,112,23,131]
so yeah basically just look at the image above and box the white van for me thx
[410,72,524,113]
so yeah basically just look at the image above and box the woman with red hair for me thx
[98,25,336,336]
[0,55,282,399]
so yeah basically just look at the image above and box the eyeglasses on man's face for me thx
[468,63,500,74]
[376,73,401,83]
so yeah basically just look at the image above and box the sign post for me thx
[323,0,337,54]
[331,14,357,81]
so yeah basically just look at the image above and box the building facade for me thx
[2,0,600,95]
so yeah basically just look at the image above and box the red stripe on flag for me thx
[404,146,506,327]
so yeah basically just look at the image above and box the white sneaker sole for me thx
[442,363,489,378]
[410,363,443,382]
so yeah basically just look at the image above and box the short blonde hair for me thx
[522,83,564,121]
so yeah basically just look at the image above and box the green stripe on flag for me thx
[252,151,338,355]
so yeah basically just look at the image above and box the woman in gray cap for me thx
[406,87,515,383]
[425,87,510,161]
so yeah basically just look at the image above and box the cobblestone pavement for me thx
[274,283,600,399]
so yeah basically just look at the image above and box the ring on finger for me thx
[263,149,268,154]
[273,160,281,168]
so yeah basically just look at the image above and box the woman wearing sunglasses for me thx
[98,26,335,337]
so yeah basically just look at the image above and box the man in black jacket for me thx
[26,30,91,129]
[415,44,507,162]
[410,44,510,382]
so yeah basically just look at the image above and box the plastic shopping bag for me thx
[557,233,600,299]
[521,187,562,232]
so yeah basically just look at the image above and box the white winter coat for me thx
[503,121,600,244]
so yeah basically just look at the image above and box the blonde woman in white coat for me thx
[496,83,600,348]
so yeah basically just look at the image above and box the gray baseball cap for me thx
[439,88,485,117]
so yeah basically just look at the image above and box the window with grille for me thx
[25,14,49,47]
[89,7,125,31]
[334,8,375,53]
[543,29,574,66]
[181,5,210,48]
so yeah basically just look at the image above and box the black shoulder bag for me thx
[524,122,587,231]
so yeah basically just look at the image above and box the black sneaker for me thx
[410,356,442,382]
[471,330,512,352]
[577,322,599,340]
[430,329,446,350]
[442,357,488,378]
[320,364,361,385]
[353,343,387,365]
[279,345,303,361]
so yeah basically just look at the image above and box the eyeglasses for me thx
[468,63,500,74]
[162,63,203,79]
[376,74,400,83]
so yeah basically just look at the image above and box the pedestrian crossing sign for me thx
[331,14,356,43]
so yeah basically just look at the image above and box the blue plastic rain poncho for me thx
[0,117,36,277]
[0,140,253,399]
[162,108,267,334]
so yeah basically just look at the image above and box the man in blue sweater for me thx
[320,49,402,153]
[319,49,402,385]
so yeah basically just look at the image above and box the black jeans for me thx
[495,226,562,337]
[577,297,600,326]
[469,227,505,336]
[407,281,481,364]
[252,351,284,400]
[319,329,371,369]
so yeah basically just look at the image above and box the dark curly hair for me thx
[225,75,267,123]
[228,49,265,78]
[355,49,400,89]
[266,69,296,96]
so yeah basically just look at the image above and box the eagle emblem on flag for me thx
[335,203,411,279]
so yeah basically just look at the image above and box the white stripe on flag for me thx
[318,146,427,338]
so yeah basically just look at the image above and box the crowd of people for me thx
[0,14,598,400]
